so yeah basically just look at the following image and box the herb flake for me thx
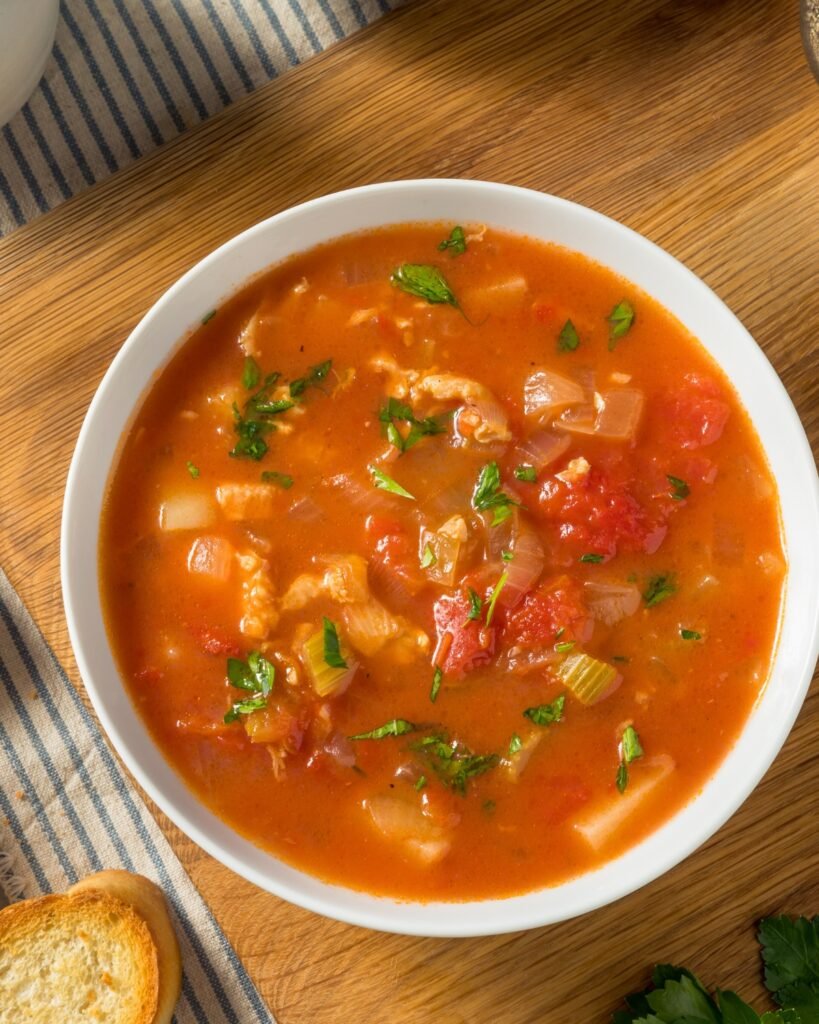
[558,319,580,352]
[260,470,293,489]
[667,474,690,501]
[349,718,415,740]
[437,225,467,255]
[391,264,458,307]
[523,695,565,726]
[322,617,348,669]
[644,573,677,608]
[607,299,635,350]
[514,464,538,483]
[186,461,200,479]
[472,461,520,526]
[430,665,443,703]
[368,465,415,500]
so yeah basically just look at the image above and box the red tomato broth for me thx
[100,224,784,901]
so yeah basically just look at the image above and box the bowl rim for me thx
[61,179,819,937]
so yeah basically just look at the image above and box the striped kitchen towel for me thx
[0,0,401,237]
[0,568,274,1024]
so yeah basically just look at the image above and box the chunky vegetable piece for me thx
[101,222,784,903]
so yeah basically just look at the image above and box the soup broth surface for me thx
[100,224,784,900]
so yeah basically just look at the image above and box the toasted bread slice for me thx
[69,871,181,1024]
[0,888,159,1023]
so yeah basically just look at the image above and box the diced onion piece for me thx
[187,536,234,581]
[342,600,429,660]
[499,525,544,608]
[159,492,217,531]
[421,515,468,587]
[583,582,641,626]
[216,483,276,521]
[593,389,644,440]
[556,403,596,435]
[464,275,529,312]
[515,431,571,471]
[455,397,511,444]
[501,731,542,781]
[574,755,675,850]
[523,370,585,421]
[300,628,358,697]
[557,652,619,705]
[364,794,451,865]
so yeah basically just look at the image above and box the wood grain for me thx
[1,0,818,1020]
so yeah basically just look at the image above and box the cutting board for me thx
[1,0,817,1019]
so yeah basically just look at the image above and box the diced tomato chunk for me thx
[189,625,241,657]
[366,515,424,596]
[432,590,495,677]
[503,576,589,647]
[666,373,730,449]
[537,466,665,559]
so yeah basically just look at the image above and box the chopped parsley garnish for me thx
[514,464,538,483]
[555,627,565,640]
[466,588,483,621]
[322,617,348,669]
[229,403,273,461]
[616,724,644,793]
[224,695,267,723]
[644,573,677,607]
[390,264,459,307]
[430,665,443,703]
[472,461,520,526]
[186,460,200,479]
[667,474,690,501]
[607,299,635,350]
[482,799,496,815]
[349,718,415,740]
[224,651,274,723]
[580,552,604,564]
[379,396,449,454]
[437,225,467,255]
[558,319,580,352]
[508,733,523,756]
[523,695,565,726]
[680,628,702,640]
[415,775,427,791]
[260,470,293,488]
[611,655,630,664]
[242,356,261,390]
[420,543,437,569]
[368,465,415,499]
[201,309,217,324]
[485,571,508,626]
[501,549,514,562]
[412,734,498,795]
[289,359,332,398]
[555,640,575,653]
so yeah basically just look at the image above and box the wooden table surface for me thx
[1,0,818,1019]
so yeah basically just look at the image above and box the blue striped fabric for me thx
[0,0,399,237]
[0,569,274,1023]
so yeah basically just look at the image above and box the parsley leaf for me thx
[186,460,200,479]
[242,356,261,391]
[368,465,415,499]
[555,640,575,653]
[430,665,443,703]
[322,617,348,669]
[616,724,644,793]
[260,470,293,488]
[412,733,498,794]
[229,402,273,461]
[472,461,520,526]
[391,264,459,307]
[437,225,467,255]
[466,588,482,621]
[644,574,677,607]
[515,464,538,483]
[223,651,274,723]
[508,733,523,755]
[580,552,604,564]
[379,396,448,453]
[558,319,580,352]
[681,628,702,640]
[415,775,427,791]
[759,916,819,1017]
[420,543,437,569]
[485,570,508,626]
[607,299,635,350]
[349,718,416,740]
[289,359,332,398]
[667,474,690,501]
[523,695,565,726]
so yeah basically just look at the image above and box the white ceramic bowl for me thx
[62,180,819,937]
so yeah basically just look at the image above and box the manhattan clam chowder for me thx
[100,224,784,900]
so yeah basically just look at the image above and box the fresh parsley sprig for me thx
[472,461,520,526]
[224,651,274,723]
[379,396,449,454]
